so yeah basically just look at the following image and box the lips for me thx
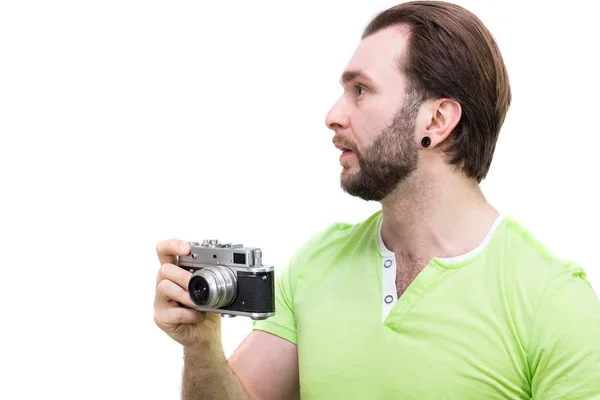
[333,142,355,153]
[333,135,358,161]
[338,147,356,157]
[339,149,355,163]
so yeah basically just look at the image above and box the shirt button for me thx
[384,259,392,268]
[384,295,393,304]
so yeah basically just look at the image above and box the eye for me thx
[355,86,367,96]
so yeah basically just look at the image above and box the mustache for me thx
[332,135,358,153]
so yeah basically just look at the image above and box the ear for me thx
[422,98,461,148]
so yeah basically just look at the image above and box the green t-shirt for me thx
[252,211,600,399]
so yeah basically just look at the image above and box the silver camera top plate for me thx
[178,239,273,273]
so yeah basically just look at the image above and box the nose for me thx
[325,96,350,132]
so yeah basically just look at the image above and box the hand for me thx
[154,239,222,349]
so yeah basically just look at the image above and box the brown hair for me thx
[362,1,511,182]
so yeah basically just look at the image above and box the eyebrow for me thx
[340,69,375,86]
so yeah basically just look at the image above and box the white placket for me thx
[378,220,398,322]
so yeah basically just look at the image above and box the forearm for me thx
[182,345,251,400]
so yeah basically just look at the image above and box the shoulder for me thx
[284,210,383,274]
[494,215,593,295]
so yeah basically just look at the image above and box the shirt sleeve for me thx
[251,254,299,345]
[529,264,600,399]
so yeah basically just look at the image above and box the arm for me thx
[181,331,299,400]
[529,266,600,399]
[182,343,249,400]
[227,331,300,400]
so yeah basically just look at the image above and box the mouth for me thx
[333,137,357,161]
[339,148,355,162]
[334,143,355,153]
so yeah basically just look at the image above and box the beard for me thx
[334,93,422,201]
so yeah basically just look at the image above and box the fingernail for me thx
[179,242,189,252]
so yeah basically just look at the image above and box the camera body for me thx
[177,239,275,320]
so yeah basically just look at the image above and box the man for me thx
[154,1,600,399]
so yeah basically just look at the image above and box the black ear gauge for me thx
[421,136,431,148]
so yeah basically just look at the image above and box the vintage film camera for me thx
[177,239,275,320]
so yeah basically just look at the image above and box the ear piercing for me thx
[421,136,431,148]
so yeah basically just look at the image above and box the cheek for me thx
[350,104,395,148]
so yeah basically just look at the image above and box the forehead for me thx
[343,25,411,86]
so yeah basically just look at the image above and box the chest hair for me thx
[395,255,429,298]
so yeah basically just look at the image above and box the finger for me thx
[156,278,196,309]
[156,239,191,266]
[157,262,193,290]
[155,306,206,327]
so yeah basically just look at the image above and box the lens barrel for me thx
[188,266,237,308]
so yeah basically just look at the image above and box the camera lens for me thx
[188,266,237,309]
[189,276,210,305]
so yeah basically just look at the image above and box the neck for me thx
[379,166,499,262]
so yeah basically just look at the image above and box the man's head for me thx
[326,1,511,201]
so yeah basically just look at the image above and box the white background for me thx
[1,1,598,399]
